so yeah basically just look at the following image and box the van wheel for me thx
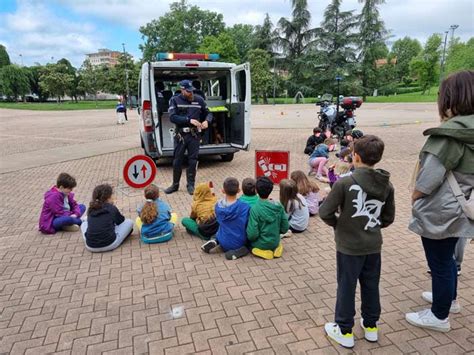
[221,153,234,162]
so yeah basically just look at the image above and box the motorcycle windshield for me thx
[321,93,333,102]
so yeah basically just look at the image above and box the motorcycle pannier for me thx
[341,96,363,109]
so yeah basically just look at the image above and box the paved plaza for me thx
[0,104,472,354]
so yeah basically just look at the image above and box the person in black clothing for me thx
[164,80,213,195]
[155,81,165,118]
[80,184,134,252]
[192,80,206,99]
[304,127,327,155]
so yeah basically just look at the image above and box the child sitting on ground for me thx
[81,184,134,252]
[201,177,251,260]
[246,177,289,260]
[239,177,259,207]
[309,138,337,182]
[280,179,309,237]
[290,170,321,216]
[39,172,86,234]
[136,184,177,243]
[328,149,353,187]
[181,182,218,240]
[319,135,395,348]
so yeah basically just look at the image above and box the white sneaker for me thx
[324,322,354,348]
[405,309,450,332]
[421,292,461,314]
[360,318,378,342]
[280,230,293,238]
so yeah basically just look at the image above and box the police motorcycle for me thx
[316,93,362,138]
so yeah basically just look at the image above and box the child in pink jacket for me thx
[39,173,86,234]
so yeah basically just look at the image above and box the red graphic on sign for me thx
[255,150,290,184]
[123,155,157,189]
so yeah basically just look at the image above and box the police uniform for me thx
[165,81,212,195]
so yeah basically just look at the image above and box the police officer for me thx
[164,80,212,195]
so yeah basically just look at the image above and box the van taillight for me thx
[142,100,153,132]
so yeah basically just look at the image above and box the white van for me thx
[138,53,251,163]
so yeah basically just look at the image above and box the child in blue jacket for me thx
[136,184,177,243]
[201,177,251,260]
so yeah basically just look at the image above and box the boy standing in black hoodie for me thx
[319,135,395,348]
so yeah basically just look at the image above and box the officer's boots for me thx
[186,170,195,195]
[164,169,181,194]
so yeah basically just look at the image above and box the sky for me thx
[0,0,473,67]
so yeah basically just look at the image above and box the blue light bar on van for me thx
[156,53,220,61]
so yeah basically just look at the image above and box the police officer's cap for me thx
[179,80,195,92]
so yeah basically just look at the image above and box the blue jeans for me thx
[421,237,458,320]
[53,204,86,231]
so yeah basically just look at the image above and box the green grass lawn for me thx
[0,100,117,110]
[365,90,437,103]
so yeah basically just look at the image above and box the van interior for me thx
[153,68,246,150]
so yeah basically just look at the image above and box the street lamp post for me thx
[19,54,23,66]
[439,30,449,83]
[122,43,131,108]
[272,57,277,105]
[335,75,342,114]
[449,24,459,45]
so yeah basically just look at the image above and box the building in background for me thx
[85,48,121,67]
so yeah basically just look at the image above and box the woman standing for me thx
[405,70,474,332]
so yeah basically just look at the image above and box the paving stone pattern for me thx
[0,111,472,354]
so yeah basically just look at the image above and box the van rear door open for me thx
[230,63,251,150]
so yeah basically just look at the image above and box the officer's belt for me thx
[178,127,197,133]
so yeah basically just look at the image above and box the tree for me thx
[276,0,318,92]
[390,36,422,81]
[316,0,358,92]
[39,63,74,103]
[57,58,80,102]
[226,24,255,62]
[26,65,50,101]
[198,33,240,64]
[0,64,30,101]
[0,44,11,68]
[247,49,273,103]
[357,0,389,99]
[410,34,442,94]
[78,60,107,105]
[253,14,275,54]
[107,53,140,96]
[139,0,225,60]
[446,37,474,74]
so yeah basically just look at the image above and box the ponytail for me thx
[140,199,158,224]
[88,184,113,215]
[140,184,160,224]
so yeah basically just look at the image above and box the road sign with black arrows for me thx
[123,155,156,189]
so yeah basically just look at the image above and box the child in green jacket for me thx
[239,177,259,207]
[246,177,289,260]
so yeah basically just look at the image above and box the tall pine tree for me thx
[358,0,388,99]
[317,0,358,92]
[276,0,318,93]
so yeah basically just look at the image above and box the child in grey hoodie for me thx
[319,135,395,349]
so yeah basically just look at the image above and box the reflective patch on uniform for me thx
[177,104,200,108]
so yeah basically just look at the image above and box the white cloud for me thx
[0,0,103,67]
[54,0,473,43]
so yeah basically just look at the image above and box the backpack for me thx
[447,171,474,220]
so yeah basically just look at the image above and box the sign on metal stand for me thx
[123,155,157,189]
[255,150,290,184]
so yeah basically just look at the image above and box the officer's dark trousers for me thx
[335,251,381,333]
[173,133,200,186]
